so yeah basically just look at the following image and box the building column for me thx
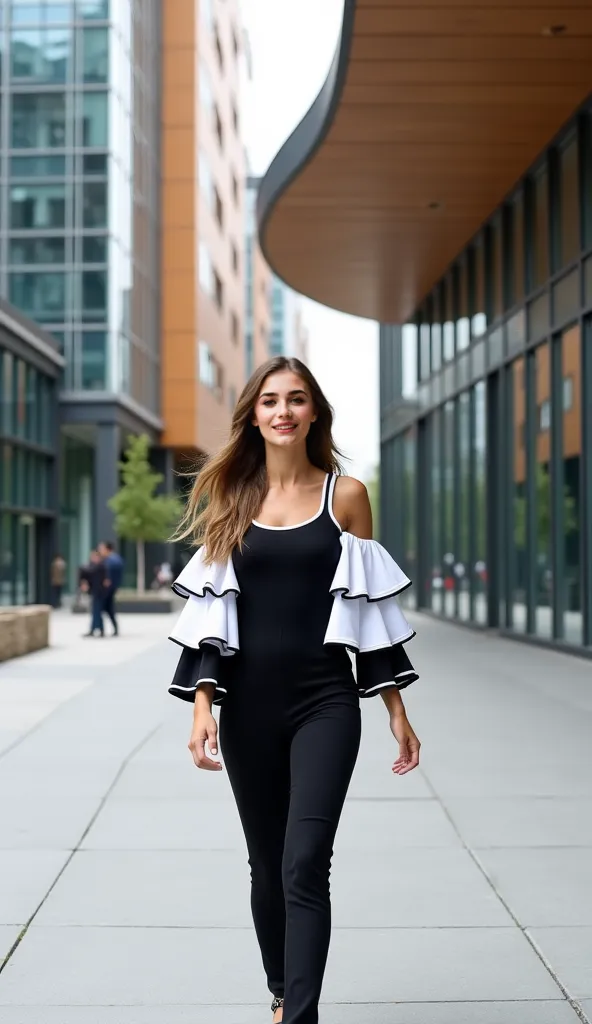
[95,422,121,545]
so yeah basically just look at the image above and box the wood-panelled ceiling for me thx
[259,0,592,322]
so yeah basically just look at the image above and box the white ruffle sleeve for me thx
[325,533,418,697]
[168,548,240,705]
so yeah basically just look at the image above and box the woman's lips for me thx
[273,424,296,433]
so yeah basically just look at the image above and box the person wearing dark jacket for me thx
[81,550,106,637]
[98,541,124,636]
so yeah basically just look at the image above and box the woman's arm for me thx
[334,475,421,775]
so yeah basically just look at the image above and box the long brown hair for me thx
[174,357,344,564]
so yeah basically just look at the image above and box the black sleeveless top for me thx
[231,473,342,675]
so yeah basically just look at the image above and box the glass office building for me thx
[381,101,592,653]
[0,298,62,605]
[0,0,162,581]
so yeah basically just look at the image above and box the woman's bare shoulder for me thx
[333,475,372,537]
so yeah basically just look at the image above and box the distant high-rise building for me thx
[0,0,248,595]
[245,175,271,380]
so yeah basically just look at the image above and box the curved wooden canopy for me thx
[257,0,592,322]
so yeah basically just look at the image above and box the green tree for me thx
[514,463,577,550]
[108,434,182,593]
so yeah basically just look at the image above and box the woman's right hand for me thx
[188,689,223,771]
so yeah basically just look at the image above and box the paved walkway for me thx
[0,608,591,1023]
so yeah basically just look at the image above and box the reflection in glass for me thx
[535,342,552,637]
[10,183,66,228]
[559,136,579,269]
[471,239,487,338]
[9,236,66,264]
[420,318,430,380]
[561,326,582,644]
[490,215,503,320]
[11,92,66,147]
[80,331,106,389]
[510,358,527,632]
[78,1,109,19]
[81,91,107,146]
[458,392,471,620]
[442,401,455,616]
[443,277,454,361]
[9,271,66,321]
[431,295,441,373]
[473,381,487,622]
[403,428,417,610]
[430,409,442,612]
[81,26,107,81]
[10,154,65,176]
[82,180,107,226]
[456,258,470,351]
[512,189,525,306]
[533,165,549,288]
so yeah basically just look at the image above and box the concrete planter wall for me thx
[0,606,50,663]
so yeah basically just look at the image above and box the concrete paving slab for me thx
[0,925,562,1006]
[445,797,592,848]
[0,926,263,1005]
[0,1001,581,1024]
[0,797,99,850]
[475,848,592,926]
[320,927,562,1003]
[528,928,592,1001]
[111,758,235,800]
[331,848,512,927]
[0,927,22,964]
[80,798,246,851]
[36,850,252,927]
[0,732,19,755]
[336,797,461,851]
[0,851,70,924]
[0,757,122,798]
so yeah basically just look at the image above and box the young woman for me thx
[168,357,421,1024]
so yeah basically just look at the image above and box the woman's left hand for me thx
[390,711,421,775]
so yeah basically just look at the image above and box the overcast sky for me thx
[240,0,379,483]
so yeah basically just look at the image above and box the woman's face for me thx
[252,370,316,447]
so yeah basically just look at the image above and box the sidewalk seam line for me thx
[419,768,591,1024]
[0,722,163,977]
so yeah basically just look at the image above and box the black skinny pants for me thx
[219,698,361,1024]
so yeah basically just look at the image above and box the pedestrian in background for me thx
[81,549,106,638]
[167,356,421,1024]
[50,553,67,609]
[98,541,123,637]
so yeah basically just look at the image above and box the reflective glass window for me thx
[403,428,417,609]
[561,325,582,644]
[533,165,549,288]
[81,91,107,146]
[80,330,107,389]
[535,342,552,638]
[490,215,504,321]
[431,295,441,372]
[472,238,487,338]
[82,235,107,262]
[458,392,471,620]
[77,1,108,19]
[10,154,65,176]
[81,26,107,81]
[430,408,442,612]
[11,92,66,148]
[473,381,487,623]
[512,190,525,305]
[10,183,66,228]
[510,358,527,633]
[559,136,580,268]
[9,271,66,321]
[9,236,66,264]
[442,401,455,617]
[82,180,107,226]
[81,269,107,319]
[443,277,454,360]
[456,259,470,351]
[82,153,107,174]
[10,28,66,83]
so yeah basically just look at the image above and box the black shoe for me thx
[271,997,284,1015]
